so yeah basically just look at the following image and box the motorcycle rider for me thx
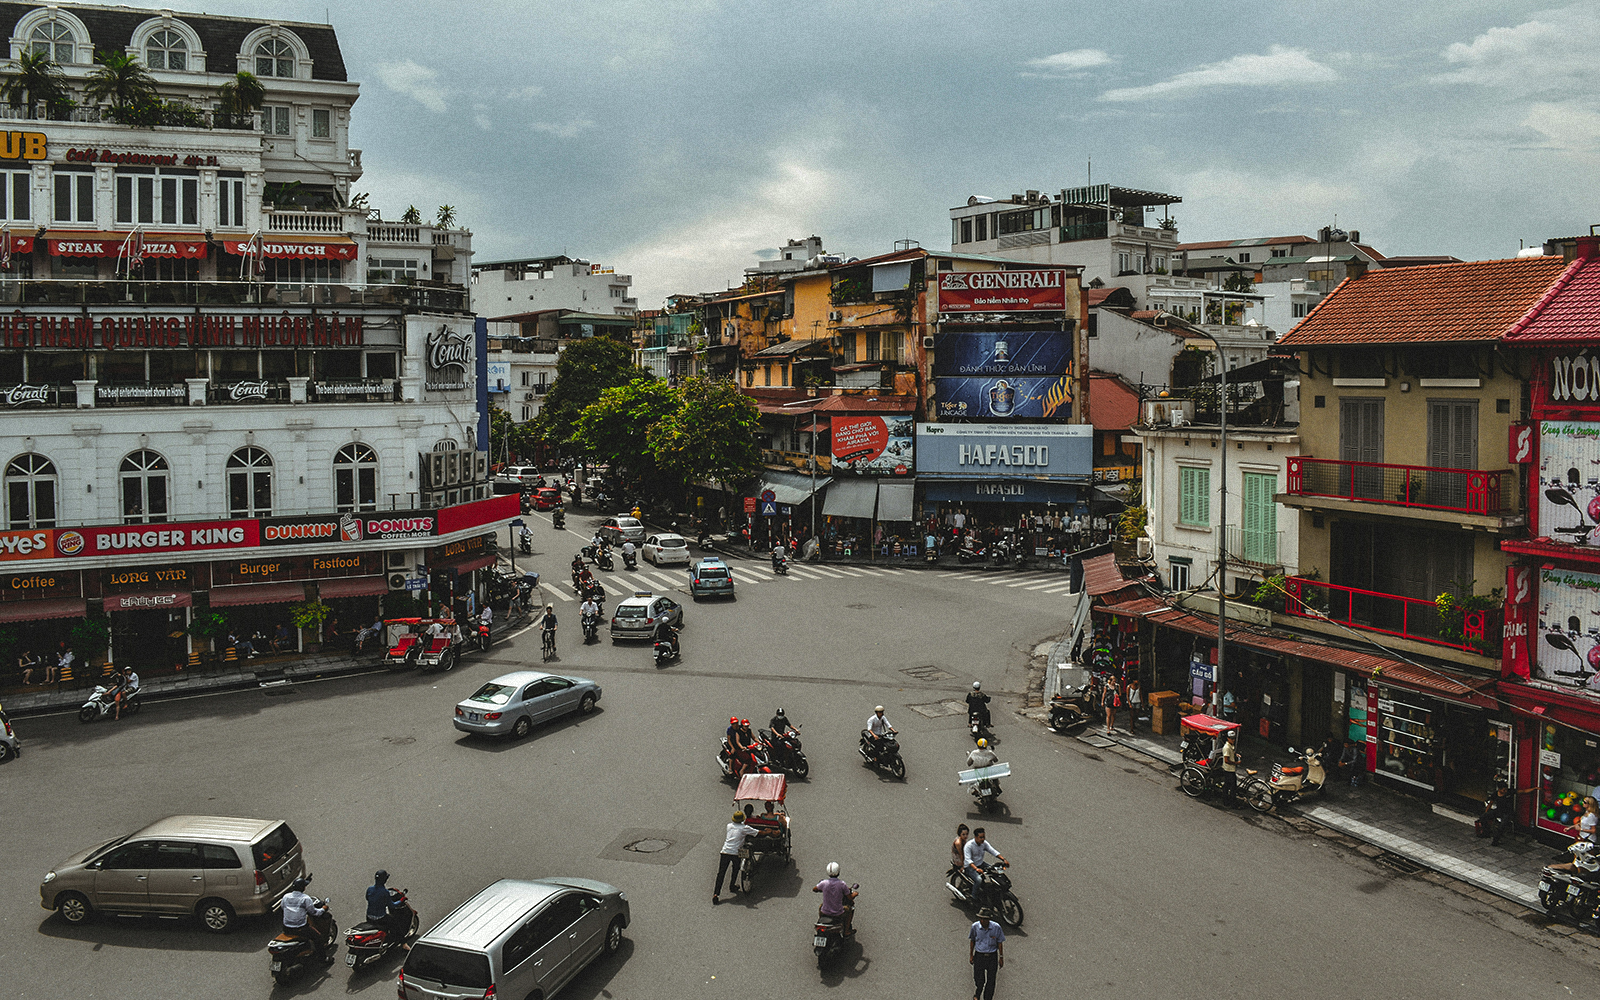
[772,543,787,572]
[966,680,992,731]
[477,604,493,644]
[962,828,1007,908]
[570,553,585,586]
[864,705,895,748]
[519,524,532,551]
[621,539,637,567]
[967,737,1001,796]
[1219,729,1242,805]
[578,596,601,637]
[728,717,758,776]
[769,707,796,738]
[281,876,329,960]
[365,869,410,948]
[813,861,857,936]
[653,615,679,657]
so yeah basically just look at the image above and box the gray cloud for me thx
[1020,49,1113,78]
[371,58,446,113]
[1101,46,1339,102]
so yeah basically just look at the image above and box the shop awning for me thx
[0,598,84,622]
[0,233,33,254]
[315,576,387,599]
[761,470,830,506]
[823,479,878,519]
[1081,553,1136,597]
[451,554,497,574]
[48,231,206,258]
[104,592,193,612]
[208,582,307,607]
[876,481,915,522]
[219,236,359,261]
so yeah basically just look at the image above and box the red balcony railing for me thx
[1282,577,1499,655]
[1284,457,1509,516]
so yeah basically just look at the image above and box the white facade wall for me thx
[476,264,636,318]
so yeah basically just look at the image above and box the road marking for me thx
[641,571,682,590]
[1024,580,1064,590]
[805,566,850,579]
[544,587,573,601]
[1038,584,1077,594]
[785,568,825,581]
[826,566,873,577]
[728,571,762,584]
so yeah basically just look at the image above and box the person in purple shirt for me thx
[812,862,857,935]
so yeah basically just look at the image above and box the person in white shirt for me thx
[621,539,637,565]
[280,877,328,957]
[115,669,140,720]
[714,812,760,904]
[962,828,1007,906]
[579,598,600,619]
[865,706,894,741]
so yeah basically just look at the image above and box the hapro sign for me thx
[915,423,1093,480]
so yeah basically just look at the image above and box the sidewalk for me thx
[1084,724,1547,907]
[1,650,385,718]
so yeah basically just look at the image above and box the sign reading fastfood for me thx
[937,269,1069,313]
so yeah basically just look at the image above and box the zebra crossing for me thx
[531,560,910,599]
[938,569,1079,595]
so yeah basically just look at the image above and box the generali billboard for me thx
[937,269,1069,314]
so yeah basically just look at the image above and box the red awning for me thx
[104,592,192,612]
[0,598,84,622]
[48,232,206,258]
[220,236,358,261]
[0,234,32,254]
[433,553,497,574]
[208,582,307,607]
[315,576,387,599]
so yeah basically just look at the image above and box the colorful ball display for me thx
[1549,808,1560,819]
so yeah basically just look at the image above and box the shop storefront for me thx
[0,568,85,679]
[426,534,498,616]
[97,563,198,671]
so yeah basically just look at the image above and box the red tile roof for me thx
[1086,286,1133,307]
[1504,241,1600,342]
[810,394,918,413]
[1277,256,1571,347]
[1088,372,1141,431]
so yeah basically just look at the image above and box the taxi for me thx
[689,556,735,600]
[609,591,684,642]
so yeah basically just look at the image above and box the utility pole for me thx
[1215,349,1228,717]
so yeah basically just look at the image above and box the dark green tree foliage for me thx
[648,376,762,487]
[533,337,652,446]
[574,378,679,482]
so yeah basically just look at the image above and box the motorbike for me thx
[268,881,337,984]
[858,730,906,780]
[344,889,418,970]
[581,612,600,644]
[519,493,533,514]
[1248,746,1327,813]
[813,883,859,967]
[597,548,615,572]
[772,552,789,576]
[988,540,1010,568]
[1540,844,1600,919]
[1048,669,1095,735]
[761,725,810,779]
[718,738,773,780]
[474,620,492,651]
[925,545,938,564]
[698,531,717,552]
[518,528,532,555]
[944,860,1023,927]
[968,705,992,743]
[623,549,638,570]
[957,541,985,564]
[79,684,139,723]
[582,582,607,610]
[960,760,1009,814]
[653,638,679,666]
[551,508,565,529]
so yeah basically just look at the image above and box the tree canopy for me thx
[534,337,652,447]
[0,52,69,117]
[85,50,157,110]
[573,378,679,484]
[648,376,763,488]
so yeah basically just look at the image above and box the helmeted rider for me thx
[281,876,328,957]
[653,614,679,656]
[966,680,992,729]
[621,539,637,564]
[772,543,786,571]
[578,596,600,626]
[365,869,409,942]
[769,707,795,738]
[962,827,1007,907]
[813,861,857,935]
[967,737,1001,795]
[863,705,895,752]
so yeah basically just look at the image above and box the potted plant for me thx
[187,610,230,667]
[288,600,331,651]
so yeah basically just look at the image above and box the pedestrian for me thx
[713,811,759,904]
[1101,676,1119,734]
[17,647,38,685]
[1219,728,1241,805]
[968,907,1005,1000]
[1569,796,1600,846]
[1124,677,1141,733]
[52,641,71,683]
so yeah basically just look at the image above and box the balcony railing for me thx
[0,104,260,130]
[371,225,422,244]
[1282,577,1500,655]
[268,211,348,234]
[1285,457,1510,515]
[0,278,469,311]
[1225,525,1281,569]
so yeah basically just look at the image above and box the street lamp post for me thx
[1214,350,1228,718]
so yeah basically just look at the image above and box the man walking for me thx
[713,811,759,904]
[969,908,1005,1000]
[1219,728,1241,805]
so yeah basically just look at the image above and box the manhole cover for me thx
[1374,852,1424,876]
[623,838,671,854]
[901,665,955,681]
[907,700,965,718]
[382,735,416,746]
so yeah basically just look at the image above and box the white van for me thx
[400,878,630,999]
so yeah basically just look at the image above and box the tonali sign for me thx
[938,269,1070,313]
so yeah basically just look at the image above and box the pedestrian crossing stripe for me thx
[543,587,573,601]
[803,565,849,579]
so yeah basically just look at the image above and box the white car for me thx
[642,533,690,566]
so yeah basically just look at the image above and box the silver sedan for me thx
[453,671,601,739]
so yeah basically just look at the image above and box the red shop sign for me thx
[58,520,260,558]
[938,269,1069,313]
[221,239,358,261]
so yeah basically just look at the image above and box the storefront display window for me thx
[1537,723,1600,836]
[1376,687,1436,790]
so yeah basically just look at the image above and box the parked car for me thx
[0,708,19,762]
[533,487,563,511]
[453,671,601,739]
[40,816,304,933]
[641,533,690,566]
[609,592,684,642]
[400,878,629,1000]
[689,557,735,600]
[495,465,544,488]
[598,516,645,546]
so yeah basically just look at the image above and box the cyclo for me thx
[1176,713,1265,802]
[732,773,793,894]
[381,617,465,673]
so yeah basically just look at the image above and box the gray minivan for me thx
[400,878,629,1000]
[40,815,304,933]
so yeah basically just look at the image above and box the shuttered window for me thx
[1241,472,1278,564]
[1179,467,1210,526]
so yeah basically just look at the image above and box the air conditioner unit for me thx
[523,391,535,401]
[388,573,409,592]
[1136,537,1153,560]
[474,451,489,480]
[828,311,842,322]
[922,335,935,349]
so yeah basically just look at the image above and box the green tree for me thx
[575,378,679,482]
[85,50,157,111]
[436,204,456,228]
[217,70,264,125]
[0,52,69,118]
[400,205,422,225]
[489,406,538,463]
[647,376,762,488]
[533,337,652,447]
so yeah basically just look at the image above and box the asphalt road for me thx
[3,512,1597,999]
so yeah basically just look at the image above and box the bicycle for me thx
[542,627,557,661]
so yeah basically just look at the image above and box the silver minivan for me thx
[400,878,629,1000]
[40,815,305,933]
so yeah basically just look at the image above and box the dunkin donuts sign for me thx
[260,512,435,545]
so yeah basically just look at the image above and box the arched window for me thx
[29,21,74,63]
[120,450,169,524]
[333,443,377,513]
[146,29,187,71]
[432,438,458,452]
[254,37,295,77]
[5,454,56,528]
[226,447,272,517]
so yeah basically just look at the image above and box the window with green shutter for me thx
[1179,467,1210,526]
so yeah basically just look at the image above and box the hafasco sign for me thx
[915,422,1094,479]
[427,325,472,373]
[938,269,1068,313]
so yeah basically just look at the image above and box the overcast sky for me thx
[129,0,1600,305]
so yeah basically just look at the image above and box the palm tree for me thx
[217,70,264,124]
[400,205,422,225]
[435,205,456,228]
[0,52,69,119]
[84,50,156,111]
